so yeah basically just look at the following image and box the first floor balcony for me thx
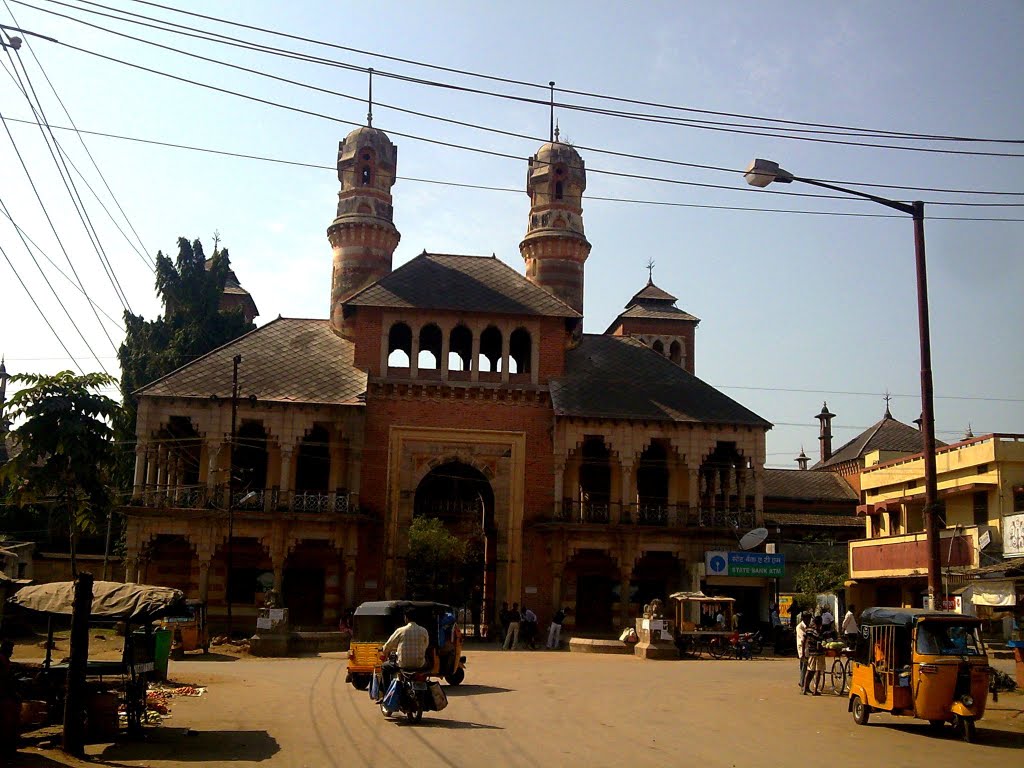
[130,484,358,516]
[543,499,757,530]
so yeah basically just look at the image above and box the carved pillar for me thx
[552,458,565,519]
[440,326,450,379]
[688,467,699,520]
[280,445,294,501]
[133,444,147,499]
[500,326,510,383]
[206,441,223,491]
[470,327,480,382]
[616,460,634,524]
[753,464,764,523]
[617,561,634,628]
[736,465,747,516]
[410,329,420,378]
[343,552,357,610]
[198,561,211,603]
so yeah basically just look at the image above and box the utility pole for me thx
[63,571,93,755]
[226,354,241,637]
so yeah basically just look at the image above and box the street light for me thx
[744,159,942,609]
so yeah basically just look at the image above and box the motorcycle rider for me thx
[379,608,430,711]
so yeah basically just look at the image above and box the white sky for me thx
[1,1,1022,468]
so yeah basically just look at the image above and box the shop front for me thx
[702,550,784,628]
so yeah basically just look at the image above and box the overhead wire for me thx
[5,0,153,268]
[14,0,1024,192]
[116,0,1022,146]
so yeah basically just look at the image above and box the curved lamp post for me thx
[744,159,942,609]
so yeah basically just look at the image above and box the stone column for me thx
[124,556,138,583]
[552,459,565,519]
[343,553,357,610]
[440,326,450,379]
[206,441,223,492]
[132,444,147,499]
[470,326,480,382]
[198,560,211,603]
[279,445,294,508]
[410,329,420,378]
[618,562,634,628]
[616,460,634,524]
[753,464,764,523]
[501,326,510,383]
[688,467,699,524]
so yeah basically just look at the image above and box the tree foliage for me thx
[118,237,254,411]
[405,517,468,602]
[793,559,849,606]
[0,371,119,572]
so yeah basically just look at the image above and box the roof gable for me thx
[814,414,947,469]
[137,318,366,405]
[345,252,580,317]
[551,335,770,426]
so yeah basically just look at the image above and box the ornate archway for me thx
[412,461,495,629]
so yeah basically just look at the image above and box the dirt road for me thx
[14,647,1024,768]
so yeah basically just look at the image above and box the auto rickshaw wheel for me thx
[444,668,465,686]
[851,696,870,726]
[351,674,371,691]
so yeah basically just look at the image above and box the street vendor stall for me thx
[669,591,736,658]
[6,581,185,737]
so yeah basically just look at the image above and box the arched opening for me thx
[216,536,272,631]
[143,535,194,596]
[698,441,751,528]
[418,323,442,370]
[632,552,683,610]
[565,549,618,633]
[164,415,201,488]
[636,440,670,524]
[509,328,531,375]
[669,340,682,365]
[412,461,495,622]
[478,325,502,373]
[387,322,412,368]
[652,339,664,356]
[284,540,335,627]
[448,324,472,372]
[578,436,612,523]
[294,425,330,511]
[234,421,268,497]
[554,180,564,200]
[359,149,375,186]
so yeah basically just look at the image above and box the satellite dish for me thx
[738,527,769,551]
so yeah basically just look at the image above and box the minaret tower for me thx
[327,122,400,338]
[520,128,592,315]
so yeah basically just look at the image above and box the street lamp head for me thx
[744,158,793,188]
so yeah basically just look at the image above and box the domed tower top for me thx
[328,123,401,337]
[520,131,592,315]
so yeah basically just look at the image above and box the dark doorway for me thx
[412,462,495,623]
[283,568,326,628]
[568,549,617,633]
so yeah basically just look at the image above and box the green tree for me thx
[405,517,468,602]
[115,237,255,488]
[0,371,119,574]
[793,560,849,609]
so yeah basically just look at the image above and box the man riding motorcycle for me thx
[379,608,430,712]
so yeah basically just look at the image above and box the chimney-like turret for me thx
[795,447,810,471]
[815,401,836,463]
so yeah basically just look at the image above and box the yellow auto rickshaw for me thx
[848,607,991,742]
[345,601,466,690]
[158,599,210,658]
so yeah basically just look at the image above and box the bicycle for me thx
[828,650,853,695]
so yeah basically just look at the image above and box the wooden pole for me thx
[63,571,93,755]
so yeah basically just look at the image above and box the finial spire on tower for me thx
[367,68,374,127]
[646,258,655,284]
[883,390,893,418]
[548,81,555,141]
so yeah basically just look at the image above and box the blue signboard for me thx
[705,550,785,578]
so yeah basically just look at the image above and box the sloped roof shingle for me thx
[813,415,947,469]
[763,468,858,502]
[551,335,771,426]
[346,252,580,317]
[138,318,366,405]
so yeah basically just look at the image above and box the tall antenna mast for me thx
[367,67,374,127]
[549,81,555,141]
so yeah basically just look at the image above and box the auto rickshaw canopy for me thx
[858,607,982,631]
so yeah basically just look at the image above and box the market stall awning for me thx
[8,580,185,622]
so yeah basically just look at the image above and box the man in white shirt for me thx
[795,612,810,688]
[842,605,859,649]
[380,608,430,703]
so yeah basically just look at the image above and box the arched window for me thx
[449,325,472,371]
[509,328,531,374]
[418,323,442,370]
[652,339,664,355]
[669,340,682,365]
[479,325,502,373]
[554,180,564,200]
[361,166,371,185]
[637,441,670,524]
[295,425,330,493]
[359,150,375,186]
[578,436,612,523]
[235,421,269,490]
[387,322,412,368]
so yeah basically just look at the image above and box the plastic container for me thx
[152,628,172,681]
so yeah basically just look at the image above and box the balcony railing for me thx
[551,500,756,530]
[134,485,357,515]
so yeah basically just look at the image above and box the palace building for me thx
[122,124,780,633]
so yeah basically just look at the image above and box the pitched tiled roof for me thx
[763,469,858,501]
[346,252,580,317]
[764,511,863,528]
[813,415,947,469]
[615,304,700,323]
[551,335,771,426]
[629,280,677,303]
[137,318,366,405]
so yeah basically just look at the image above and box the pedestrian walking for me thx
[842,605,859,649]
[802,615,826,695]
[795,611,810,688]
[547,606,566,649]
[497,601,509,645]
[503,602,522,650]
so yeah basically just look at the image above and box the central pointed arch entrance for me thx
[412,461,496,629]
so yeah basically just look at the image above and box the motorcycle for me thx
[374,652,443,723]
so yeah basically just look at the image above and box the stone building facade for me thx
[122,126,775,633]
